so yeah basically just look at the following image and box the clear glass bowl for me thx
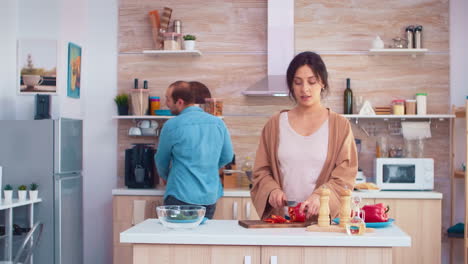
[156,205,206,229]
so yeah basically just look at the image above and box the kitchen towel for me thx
[132,200,146,225]
[401,121,431,140]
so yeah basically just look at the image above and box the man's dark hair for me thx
[286,51,329,102]
[170,81,194,105]
[189,81,212,104]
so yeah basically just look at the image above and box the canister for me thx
[163,32,182,50]
[204,98,223,116]
[405,99,416,115]
[416,93,427,115]
[414,25,423,49]
[406,26,414,49]
[149,96,160,115]
[392,99,405,115]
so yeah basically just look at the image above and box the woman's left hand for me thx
[300,194,320,219]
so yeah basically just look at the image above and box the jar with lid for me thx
[204,98,223,116]
[416,93,427,115]
[392,99,405,115]
[405,99,416,115]
[163,32,182,50]
[149,96,160,115]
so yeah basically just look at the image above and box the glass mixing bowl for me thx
[156,205,206,229]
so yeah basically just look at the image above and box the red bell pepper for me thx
[288,203,306,222]
[263,214,290,224]
[361,203,390,223]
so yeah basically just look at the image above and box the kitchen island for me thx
[120,219,411,264]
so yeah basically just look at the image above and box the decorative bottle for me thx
[344,78,353,114]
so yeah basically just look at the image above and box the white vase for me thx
[18,190,27,201]
[184,40,196,50]
[29,190,38,200]
[4,190,12,202]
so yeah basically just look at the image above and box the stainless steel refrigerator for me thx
[0,118,83,264]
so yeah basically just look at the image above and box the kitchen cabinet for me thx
[261,246,392,264]
[133,244,261,264]
[121,219,409,264]
[212,197,260,220]
[212,197,242,220]
[375,198,441,264]
[242,197,260,220]
[113,195,164,264]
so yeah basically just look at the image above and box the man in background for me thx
[155,81,234,218]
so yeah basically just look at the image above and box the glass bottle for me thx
[344,78,353,114]
[346,195,366,235]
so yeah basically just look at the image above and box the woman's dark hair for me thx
[170,80,194,105]
[189,81,212,104]
[286,51,329,101]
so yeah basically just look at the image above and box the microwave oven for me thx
[375,158,434,190]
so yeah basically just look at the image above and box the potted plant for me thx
[18,185,27,201]
[29,183,39,200]
[4,184,13,202]
[114,93,129,115]
[183,34,197,50]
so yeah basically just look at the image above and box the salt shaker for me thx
[414,25,423,49]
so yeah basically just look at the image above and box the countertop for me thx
[120,219,411,247]
[112,188,443,199]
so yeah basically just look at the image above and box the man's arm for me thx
[155,125,172,180]
[218,123,234,168]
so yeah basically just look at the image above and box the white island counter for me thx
[121,219,410,264]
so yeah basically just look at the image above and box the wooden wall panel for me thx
[295,0,449,52]
[119,0,267,52]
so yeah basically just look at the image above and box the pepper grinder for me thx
[318,186,331,227]
[339,188,352,227]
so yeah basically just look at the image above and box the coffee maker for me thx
[125,144,158,188]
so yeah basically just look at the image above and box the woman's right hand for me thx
[268,189,287,209]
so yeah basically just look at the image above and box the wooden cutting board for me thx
[238,220,311,228]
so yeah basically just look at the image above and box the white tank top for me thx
[278,112,329,202]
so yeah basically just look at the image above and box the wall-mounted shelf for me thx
[142,50,202,56]
[112,115,223,120]
[369,48,428,57]
[454,170,466,179]
[343,114,454,120]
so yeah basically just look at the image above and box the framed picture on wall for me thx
[67,42,81,99]
[17,39,57,95]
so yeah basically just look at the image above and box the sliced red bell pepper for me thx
[361,203,390,223]
[288,203,306,222]
[263,214,290,224]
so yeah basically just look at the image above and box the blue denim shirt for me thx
[155,106,234,205]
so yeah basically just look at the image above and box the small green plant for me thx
[18,185,27,191]
[30,183,39,191]
[183,34,196,41]
[4,184,13,191]
[114,94,129,106]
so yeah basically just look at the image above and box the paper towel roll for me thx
[401,121,431,140]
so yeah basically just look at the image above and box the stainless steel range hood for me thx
[242,0,294,96]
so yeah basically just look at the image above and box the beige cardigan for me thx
[250,110,358,220]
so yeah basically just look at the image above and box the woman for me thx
[250,51,357,220]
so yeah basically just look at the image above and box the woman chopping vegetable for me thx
[250,51,358,221]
